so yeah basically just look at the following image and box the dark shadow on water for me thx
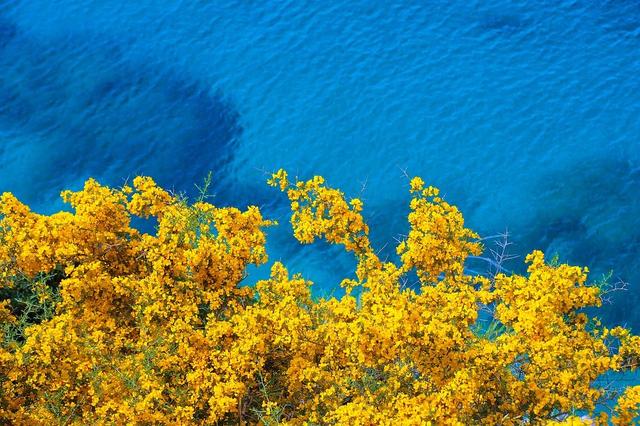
[537,216,587,249]
[0,17,242,212]
[514,156,640,331]
[480,14,527,33]
[596,0,640,37]
[0,16,15,47]
[475,12,532,38]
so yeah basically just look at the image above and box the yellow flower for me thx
[0,170,636,425]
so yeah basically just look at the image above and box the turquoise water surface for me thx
[0,1,639,331]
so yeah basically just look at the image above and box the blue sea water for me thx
[0,0,639,333]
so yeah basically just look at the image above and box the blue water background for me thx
[0,1,639,333]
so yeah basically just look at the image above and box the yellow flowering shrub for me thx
[0,170,637,425]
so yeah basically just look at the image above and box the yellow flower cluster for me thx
[397,177,481,282]
[0,170,637,425]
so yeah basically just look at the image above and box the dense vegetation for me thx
[0,171,638,424]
